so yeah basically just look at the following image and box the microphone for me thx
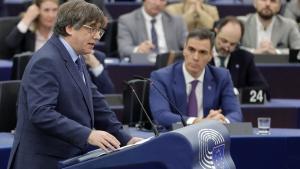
[134,76,187,127]
[124,81,159,137]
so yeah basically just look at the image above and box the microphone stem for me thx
[129,85,160,136]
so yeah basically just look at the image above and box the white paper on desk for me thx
[78,137,153,162]
[118,136,153,150]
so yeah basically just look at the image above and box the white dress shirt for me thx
[182,62,205,124]
[141,7,168,53]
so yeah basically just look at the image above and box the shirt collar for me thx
[142,6,162,23]
[255,13,276,31]
[59,36,80,63]
[182,61,205,85]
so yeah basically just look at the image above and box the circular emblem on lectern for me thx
[198,129,227,169]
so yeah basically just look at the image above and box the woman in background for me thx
[5,0,59,54]
[5,0,115,94]
[165,0,219,32]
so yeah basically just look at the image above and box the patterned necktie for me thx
[75,57,85,83]
[218,56,226,68]
[150,18,159,53]
[188,80,199,117]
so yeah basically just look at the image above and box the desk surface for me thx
[1,60,300,99]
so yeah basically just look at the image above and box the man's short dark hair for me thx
[54,0,104,36]
[186,28,215,49]
[214,16,245,39]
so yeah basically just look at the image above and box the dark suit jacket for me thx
[5,27,114,94]
[5,26,35,55]
[149,61,242,128]
[7,35,130,169]
[210,49,270,98]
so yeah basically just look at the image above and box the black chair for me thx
[104,20,119,58]
[0,16,20,59]
[0,80,21,132]
[11,51,32,80]
[155,51,183,69]
[123,79,153,130]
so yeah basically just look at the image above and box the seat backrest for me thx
[11,51,32,80]
[0,16,20,59]
[104,19,119,58]
[0,80,21,132]
[155,51,183,69]
[123,79,153,130]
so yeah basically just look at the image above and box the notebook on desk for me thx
[130,53,156,65]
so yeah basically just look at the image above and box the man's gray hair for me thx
[54,0,104,36]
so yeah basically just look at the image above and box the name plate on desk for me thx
[239,87,265,104]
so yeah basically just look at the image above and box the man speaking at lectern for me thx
[149,28,242,129]
[7,1,141,169]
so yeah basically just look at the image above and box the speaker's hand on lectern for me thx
[87,130,120,152]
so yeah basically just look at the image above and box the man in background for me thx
[239,0,300,54]
[117,0,187,59]
[149,28,242,129]
[211,16,270,99]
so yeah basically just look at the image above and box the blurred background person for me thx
[5,0,59,55]
[238,0,300,54]
[211,16,270,99]
[283,0,300,28]
[166,0,219,31]
[5,0,115,94]
[117,0,187,59]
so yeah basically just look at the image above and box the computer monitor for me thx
[289,49,300,63]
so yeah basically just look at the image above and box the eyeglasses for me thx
[82,25,105,38]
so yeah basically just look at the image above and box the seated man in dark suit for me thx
[7,1,141,169]
[211,16,270,98]
[149,28,242,129]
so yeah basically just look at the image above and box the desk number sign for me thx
[240,87,265,104]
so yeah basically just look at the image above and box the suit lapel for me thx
[173,63,187,115]
[50,36,94,120]
[271,17,281,47]
[136,9,148,41]
[162,13,172,50]
[203,66,216,117]
[249,15,257,48]
[227,54,239,86]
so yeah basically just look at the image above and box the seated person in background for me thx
[210,16,270,99]
[5,0,114,94]
[83,50,115,94]
[149,28,242,129]
[165,0,219,31]
[117,0,187,59]
[283,0,300,27]
[238,0,300,54]
[60,0,112,21]
[5,0,59,54]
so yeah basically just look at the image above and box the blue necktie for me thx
[188,80,199,117]
[75,57,85,83]
[151,18,159,53]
